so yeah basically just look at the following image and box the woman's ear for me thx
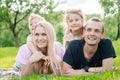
[101,32,105,39]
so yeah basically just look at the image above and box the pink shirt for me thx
[16,42,64,65]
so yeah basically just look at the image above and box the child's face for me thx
[29,18,42,33]
[67,13,83,32]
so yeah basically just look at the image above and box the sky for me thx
[54,0,104,15]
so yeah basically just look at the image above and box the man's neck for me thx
[83,43,98,61]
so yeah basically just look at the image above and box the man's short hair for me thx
[84,17,104,33]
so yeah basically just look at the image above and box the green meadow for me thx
[0,40,120,80]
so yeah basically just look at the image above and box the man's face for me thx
[84,21,103,46]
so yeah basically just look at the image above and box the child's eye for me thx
[69,20,73,23]
[42,33,47,36]
[75,19,79,21]
[87,28,91,32]
[35,33,39,36]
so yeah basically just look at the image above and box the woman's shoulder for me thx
[20,44,28,49]
[55,41,64,59]
[19,44,30,52]
[55,41,62,46]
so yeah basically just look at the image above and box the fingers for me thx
[42,56,50,62]
[44,61,50,66]
[29,53,45,63]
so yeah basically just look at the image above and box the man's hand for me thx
[63,69,86,76]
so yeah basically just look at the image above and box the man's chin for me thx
[87,43,97,46]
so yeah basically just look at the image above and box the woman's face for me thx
[33,25,48,50]
[67,13,83,32]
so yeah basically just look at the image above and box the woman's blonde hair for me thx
[33,21,62,75]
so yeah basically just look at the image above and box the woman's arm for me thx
[21,62,34,77]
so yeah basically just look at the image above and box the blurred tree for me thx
[99,0,120,40]
[42,11,64,43]
[0,0,65,47]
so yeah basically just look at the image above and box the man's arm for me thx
[62,61,87,76]
[88,58,114,73]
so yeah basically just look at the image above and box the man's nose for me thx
[90,31,95,35]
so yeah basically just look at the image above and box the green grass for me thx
[0,40,120,80]
[0,47,18,68]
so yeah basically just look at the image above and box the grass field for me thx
[0,40,120,80]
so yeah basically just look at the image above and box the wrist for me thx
[84,66,89,72]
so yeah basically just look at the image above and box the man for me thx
[62,17,116,76]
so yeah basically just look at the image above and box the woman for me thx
[26,13,64,61]
[63,9,85,48]
[15,20,62,77]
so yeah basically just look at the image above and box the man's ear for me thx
[101,32,105,39]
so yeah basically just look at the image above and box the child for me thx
[63,9,85,48]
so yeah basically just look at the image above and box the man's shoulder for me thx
[100,38,112,43]
[99,38,112,47]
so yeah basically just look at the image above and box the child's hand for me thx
[29,52,44,63]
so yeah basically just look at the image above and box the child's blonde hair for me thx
[64,8,85,34]
[28,13,45,33]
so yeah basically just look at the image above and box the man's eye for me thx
[95,29,100,33]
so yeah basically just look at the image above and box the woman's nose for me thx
[38,35,43,40]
